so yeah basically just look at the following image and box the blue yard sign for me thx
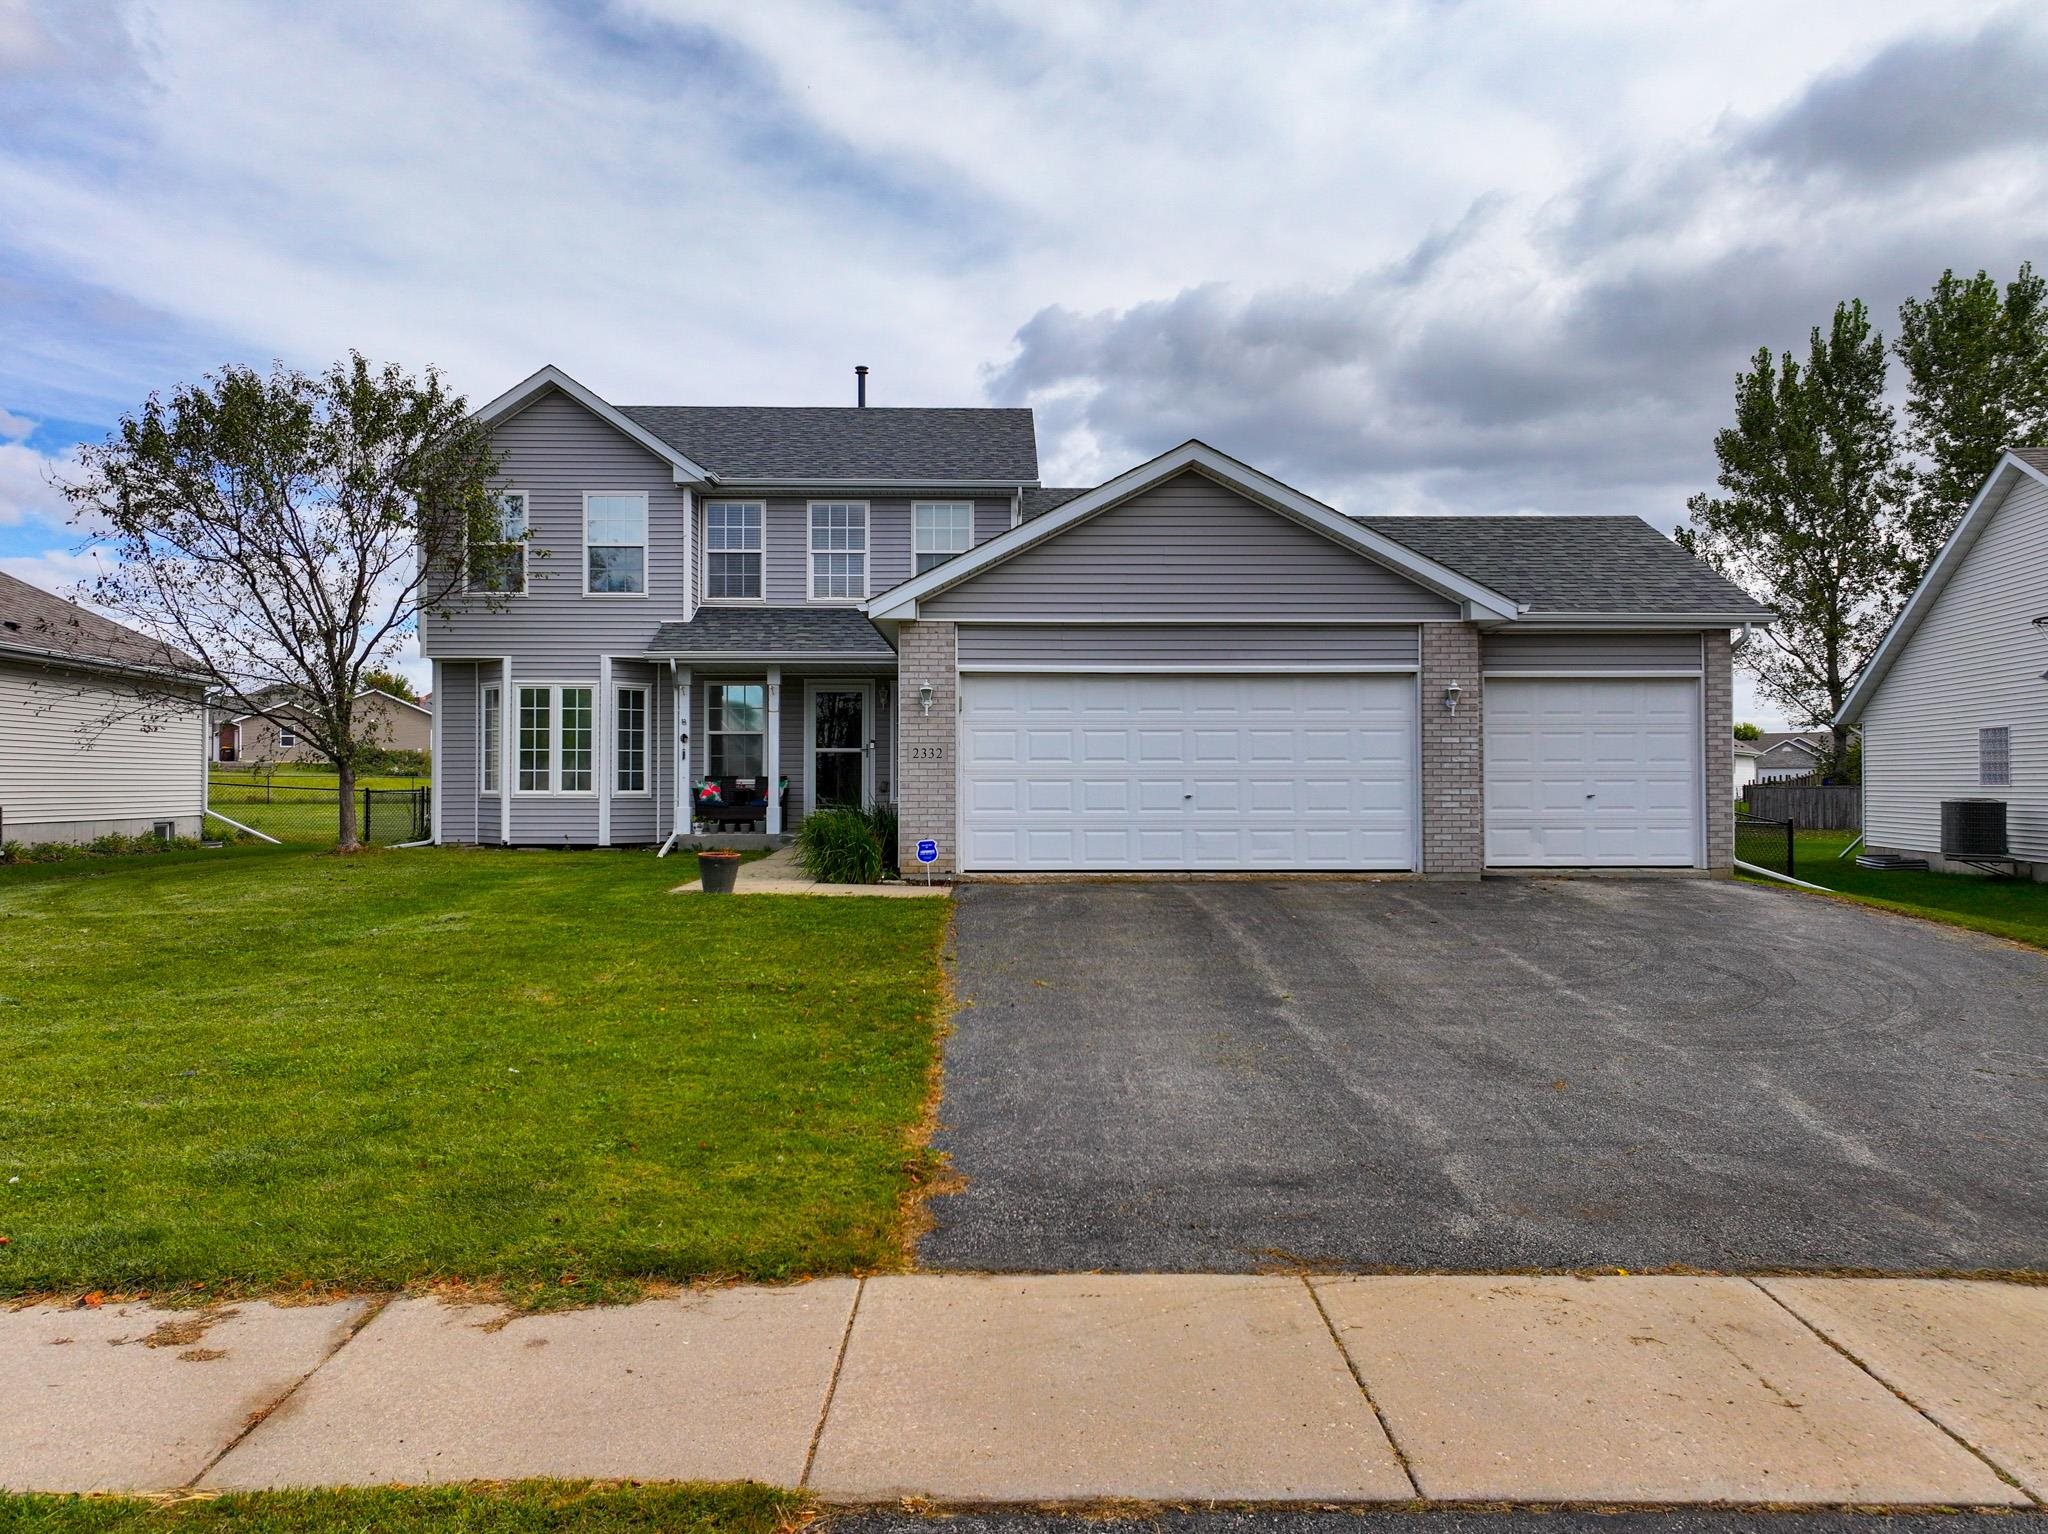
[915,839,938,864]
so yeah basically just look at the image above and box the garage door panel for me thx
[1485,678,1700,868]
[962,672,1417,871]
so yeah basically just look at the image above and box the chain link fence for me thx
[1734,812,1795,878]
[207,779,430,846]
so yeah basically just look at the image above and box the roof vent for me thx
[855,365,868,408]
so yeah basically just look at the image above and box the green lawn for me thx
[0,847,950,1305]
[0,1483,801,1534]
[1741,828,2048,950]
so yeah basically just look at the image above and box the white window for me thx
[278,725,298,748]
[914,501,973,575]
[584,492,648,595]
[616,685,649,794]
[704,501,763,600]
[467,492,528,594]
[809,501,867,599]
[481,685,502,793]
[707,683,766,780]
[516,684,595,793]
[1980,726,2011,788]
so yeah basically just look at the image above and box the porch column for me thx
[499,655,514,845]
[765,666,782,835]
[673,665,692,838]
[597,653,613,847]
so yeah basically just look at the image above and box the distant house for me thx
[1732,739,1761,796]
[1837,447,2048,880]
[1752,731,1828,782]
[0,571,208,845]
[214,686,433,765]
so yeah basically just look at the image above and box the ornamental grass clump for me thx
[794,805,884,884]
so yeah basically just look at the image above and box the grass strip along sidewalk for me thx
[0,847,951,1308]
[1743,828,2048,951]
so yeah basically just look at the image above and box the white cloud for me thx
[0,436,70,528]
[0,544,106,596]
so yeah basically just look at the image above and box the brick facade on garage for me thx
[895,619,958,875]
[1703,628,1735,874]
[1420,622,1484,878]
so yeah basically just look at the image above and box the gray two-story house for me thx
[422,366,1770,876]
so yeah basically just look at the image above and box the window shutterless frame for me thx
[278,726,298,748]
[701,500,765,603]
[912,501,974,576]
[1980,725,2012,788]
[582,491,649,597]
[807,500,868,601]
[514,682,597,794]
[466,491,529,595]
[615,684,651,795]
[480,685,502,793]
[705,681,768,781]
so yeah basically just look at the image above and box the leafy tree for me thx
[62,355,505,848]
[1679,301,1908,771]
[361,667,419,702]
[1733,722,1762,742]
[1894,264,2048,591]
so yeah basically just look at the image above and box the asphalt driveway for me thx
[923,878,2048,1274]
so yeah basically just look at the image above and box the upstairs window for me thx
[584,492,648,595]
[704,501,763,600]
[1980,726,2011,787]
[914,502,973,575]
[467,492,528,594]
[809,501,867,599]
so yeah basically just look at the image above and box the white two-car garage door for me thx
[1484,677,1702,866]
[960,673,1416,872]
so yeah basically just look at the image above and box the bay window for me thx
[704,501,763,600]
[913,501,973,574]
[584,492,648,595]
[809,501,867,599]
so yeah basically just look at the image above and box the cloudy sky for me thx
[3,0,2044,716]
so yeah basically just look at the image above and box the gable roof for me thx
[648,606,894,659]
[1358,516,1774,621]
[474,366,717,482]
[0,571,202,677]
[866,440,1521,623]
[1837,447,2048,726]
[620,406,1038,484]
[219,684,431,722]
[1756,732,1825,757]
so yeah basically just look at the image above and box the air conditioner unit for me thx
[1940,799,2008,859]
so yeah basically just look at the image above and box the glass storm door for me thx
[811,685,869,811]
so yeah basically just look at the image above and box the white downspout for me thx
[597,653,613,847]
[499,655,514,845]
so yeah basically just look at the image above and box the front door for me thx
[808,683,872,814]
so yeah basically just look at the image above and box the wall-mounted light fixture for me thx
[1443,680,1462,716]
[919,683,935,717]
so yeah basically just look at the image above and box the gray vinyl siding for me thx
[1861,473,2048,863]
[437,663,480,844]
[0,656,205,835]
[421,390,690,664]
[923,471,1460,621]
[957,624,1420,668]
[1483,632,1705,673]
[712,494,1016,606]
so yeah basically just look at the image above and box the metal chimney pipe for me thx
[855,365,868,408]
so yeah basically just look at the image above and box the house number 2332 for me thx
[908,746,946,760]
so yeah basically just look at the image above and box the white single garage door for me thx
[1484,677,1701,867]
[960,672,1416,872]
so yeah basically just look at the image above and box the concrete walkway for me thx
[5,1275,2044,1505]
[672,844,949,896]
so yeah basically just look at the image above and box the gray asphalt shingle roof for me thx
[1019,486,1093,520]
[0,571,200,674]
[2010,446,2048,474]
[1358,515,1773,618]
[648,606,895,657]
[617,406,1039,482]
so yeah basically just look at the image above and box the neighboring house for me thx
[1733,740,1761,797]
[1837,446,2048,880]
[419,365,1771,874]
[0,571,208,845]
[1752,731,1829,781]
[214,686,433,765]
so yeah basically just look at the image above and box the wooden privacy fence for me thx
[1742,782,1860,831]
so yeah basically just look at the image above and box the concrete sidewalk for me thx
[5,1275,2044,1506]
[672,844,949,896]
